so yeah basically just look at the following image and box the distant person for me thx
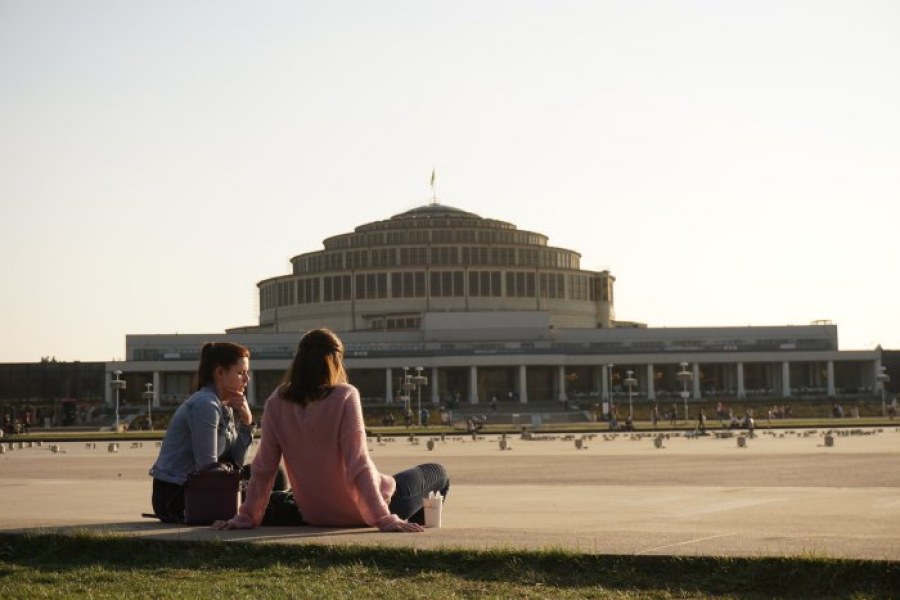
[213,329,449,533]
[420,407,430,427]
[149,342,289,523]
[650,405,659,429]
[743,410,755,435]
[889,398,897,420]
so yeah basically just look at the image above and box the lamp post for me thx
[607,363,615,419]
[624,369,637,419]
[676,362,693,424]
[110,371,126,433]
[876,366,890,417]
[400,368,414,425]
[411,366,429,426]
[142,382,154,431]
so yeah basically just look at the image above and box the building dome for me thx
[252,203,615,333]
[390,202,482,220]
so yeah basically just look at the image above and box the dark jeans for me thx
[152,478,185,523]
[151,464,294,524]
[388,463,450,525]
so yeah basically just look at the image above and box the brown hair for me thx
[281,328,348,405]
[196,342,250,391]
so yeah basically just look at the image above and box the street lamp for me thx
[411,367,429,426]
[876,366,890,417]
[676,362,693,424]
[399,368,414,424]
[142,382,154,431]
[110,371,126,433]
[623,369,637,419]
[607,363,615,419]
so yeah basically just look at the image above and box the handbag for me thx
[182,467,241,526]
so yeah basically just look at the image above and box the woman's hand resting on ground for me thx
[382,520,425,533]
[211,519,249,530]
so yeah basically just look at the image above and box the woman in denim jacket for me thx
[149,342,256,522]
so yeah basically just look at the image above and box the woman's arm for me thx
[339,388,423,533]
[189,397,221,471]
[222,393,253,467]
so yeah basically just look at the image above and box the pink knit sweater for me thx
[227,383,403,530]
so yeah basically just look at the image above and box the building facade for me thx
[107,202,886,411]
[240,203,618,334]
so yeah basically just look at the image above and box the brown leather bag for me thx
[182,468,241,525]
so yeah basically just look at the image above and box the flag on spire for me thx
[430,168,436,203]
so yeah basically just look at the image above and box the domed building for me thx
[113,202,883,416]
[247,202,618,334]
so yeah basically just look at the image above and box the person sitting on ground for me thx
[148,342,293,524]
[213,328,449,533]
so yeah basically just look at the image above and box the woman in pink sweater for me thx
[213,329,449,533]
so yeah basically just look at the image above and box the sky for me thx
[1,0,898,363]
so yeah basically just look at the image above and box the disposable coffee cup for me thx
[423,493,443,528]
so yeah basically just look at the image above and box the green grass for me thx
[0,532,896,599]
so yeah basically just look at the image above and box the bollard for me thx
[18,441,24,449]
[575,438,584,450]
[28,441,34,448]
[737,436,747,448]
[108,443,118,453]
[50,445,60,453]
[0,445,5,454]
[824,434,834,447]
[653,436,663,449]
[427,439,435,451]
[440,432,446,442]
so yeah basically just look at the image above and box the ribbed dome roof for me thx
[352,202,518,234]
[390,203,481,220]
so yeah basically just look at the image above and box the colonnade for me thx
[107,358,885,407]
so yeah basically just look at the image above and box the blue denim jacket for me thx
[149,385,253,485]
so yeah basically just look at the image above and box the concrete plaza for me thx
[1,426,898,560]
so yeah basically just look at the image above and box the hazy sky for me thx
[1,1,898,363]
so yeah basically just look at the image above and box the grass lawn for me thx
[0,532,896,599]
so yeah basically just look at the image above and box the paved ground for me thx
[1,427,898,560]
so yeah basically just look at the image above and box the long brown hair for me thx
[196,342,250,391]
[281,328,348,405]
